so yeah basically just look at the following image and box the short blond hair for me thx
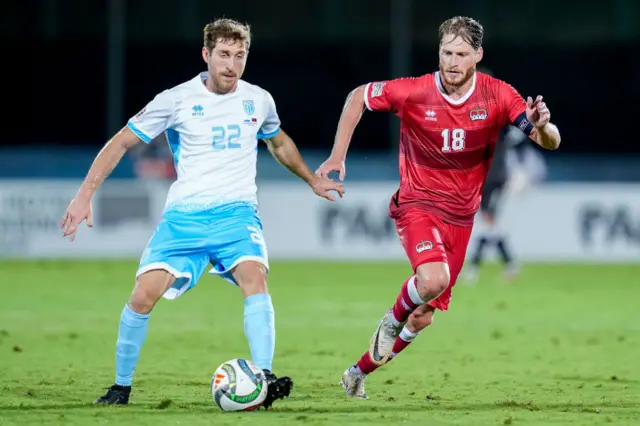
[439,16,484,50]
[203,18,251,51]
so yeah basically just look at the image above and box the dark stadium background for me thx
[7,1,640,156]
[1,2,639,424]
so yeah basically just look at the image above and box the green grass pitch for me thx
[0,260,638,425]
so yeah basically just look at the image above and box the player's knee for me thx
[233,261,268,297]
[128,286,158,314]
[129,270,175,314]
[415,263,450,300]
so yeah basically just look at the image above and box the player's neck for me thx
[439,73,475,100]
[204,77,238,95]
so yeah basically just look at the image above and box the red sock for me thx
[389,335,412,360]
[391,276,422,323]
[356,352,381,374]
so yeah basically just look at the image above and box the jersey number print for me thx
[441,128,466,152]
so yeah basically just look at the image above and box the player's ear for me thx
[475,47,484,64]
[201,47,210,63]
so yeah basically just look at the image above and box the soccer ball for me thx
[211,358,268,411]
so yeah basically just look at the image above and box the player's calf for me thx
[232,261,284,387]
[360,305,434,377]
[95,269,176,404]
[390,305,434,360]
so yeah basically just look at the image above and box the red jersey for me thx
[364,71,534,227]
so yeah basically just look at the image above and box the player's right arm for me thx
[316,79,409,180]
[61,90,176,240]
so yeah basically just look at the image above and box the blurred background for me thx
[1,3,640,423]
[2,0,640,264]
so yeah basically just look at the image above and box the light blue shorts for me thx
[136,202,269,300]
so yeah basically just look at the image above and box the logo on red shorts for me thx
[415,240,433,253]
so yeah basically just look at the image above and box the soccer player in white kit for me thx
[60,19,343,408]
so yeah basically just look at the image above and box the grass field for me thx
[0,261,638,425]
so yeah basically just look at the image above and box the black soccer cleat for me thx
[94,384,131,405]
[261,369,293,410]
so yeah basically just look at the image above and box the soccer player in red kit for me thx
[316,16,561,399]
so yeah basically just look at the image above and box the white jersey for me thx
[127,72,280,213]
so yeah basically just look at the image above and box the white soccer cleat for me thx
[341,366,368,399]
[368,309,402,365]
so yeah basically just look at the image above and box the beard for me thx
[212,73,238,94]
[439,64,475,88]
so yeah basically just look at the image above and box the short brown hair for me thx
[438,16,483,50]
[203,18,251,51]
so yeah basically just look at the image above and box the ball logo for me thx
[469,107,488,121]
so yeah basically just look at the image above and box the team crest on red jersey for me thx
[469,107,488,121]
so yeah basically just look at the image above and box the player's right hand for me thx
[61,196,94,241]
[309,176,345,201]
[315,157,346,181]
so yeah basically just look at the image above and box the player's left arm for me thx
[263,129,314,185]
[501,83,561,150]
[263,130,343,201]
[259,91,343,201]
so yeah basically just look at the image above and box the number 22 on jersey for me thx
[212,125,241,150]
[441,128,466,152]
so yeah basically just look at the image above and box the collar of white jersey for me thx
[196,72,243,95]
[434,71,477,105]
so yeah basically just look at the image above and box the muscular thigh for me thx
[395,209,449,271]
[206,204,270,286]
[443,222,473,285]
[395,209,472,311]
[137,211,212,300]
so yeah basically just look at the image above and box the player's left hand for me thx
[309,176,345,201]
[526,95,551,128]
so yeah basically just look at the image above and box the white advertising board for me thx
[1,180,638,263]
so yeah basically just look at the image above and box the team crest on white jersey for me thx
[243,100,255,115]
[469,107,488,121]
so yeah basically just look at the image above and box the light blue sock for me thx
[243,293,275,371]
[115,304,150,386]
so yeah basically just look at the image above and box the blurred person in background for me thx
[463,67,548,284]
[129,133,176,180]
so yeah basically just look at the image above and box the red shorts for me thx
[395,208,472,311]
